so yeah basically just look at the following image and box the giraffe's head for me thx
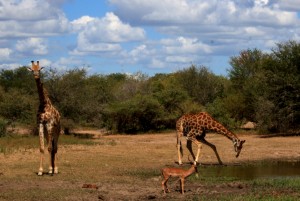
[28,60,44,79]
[233,139,245,158]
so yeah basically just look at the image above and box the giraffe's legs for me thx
[48,148,54,174]
[52,136,59,174]
[46,125,60,175]
[199,138,223,165]
[48,145,59,174]
[186,140,196,162]
[177,145,182,165]
[177,135,183,165]
[38,123,45,176]
[38,154,44,176]
[191,139,202,165]
[46,131,54,174]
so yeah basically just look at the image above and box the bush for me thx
[61,118,76,135]
[206,98,239,130]
[104,95,164,133]
[0,118,7,137]
[0,88,36,123]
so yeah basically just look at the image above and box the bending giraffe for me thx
[28,61,61,176]
[176,112,245,165]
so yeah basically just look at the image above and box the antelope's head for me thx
[233,139,245,158]
[28,60,43,79]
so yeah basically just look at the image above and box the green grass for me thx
[121,167,161,179]
[250,177,300,192]
[190,176,300,201]
[0,135,36,154]
[0,186,90,201]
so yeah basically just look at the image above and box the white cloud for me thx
[107,0,300,71]
[46,0,72,7]
[0,0,71,67]
[109,0,215,25]
[150,58,165,69]
[16,38,48,55]
[0,0,299,75]
[126,45,151,64]
[71,12,146,55]
[0,63,21,70]
[72,12,145,43]
[272,0,300,12]
[45,57,87,72]
[72,38,122,55]
[0,0,54,21]
[165,55,195,63]
[71,16,95,32]
[118,36,212,68]
[109,0,300,36]
[162,37,212,54]
[0,48,12,60]
[0,0,70,38]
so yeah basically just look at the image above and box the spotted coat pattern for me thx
[30,61,61,176]
[176,112,245,165]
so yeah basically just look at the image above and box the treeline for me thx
[0,41,299,135]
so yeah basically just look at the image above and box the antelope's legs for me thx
[180,178,185,194]
[161,176,170,193]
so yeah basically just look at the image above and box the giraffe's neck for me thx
[208,122,239,142]
[35,77,52,107]
[221,129,239,142]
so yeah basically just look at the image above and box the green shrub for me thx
[0,118,7,137]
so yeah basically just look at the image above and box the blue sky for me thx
[0,0,300,76]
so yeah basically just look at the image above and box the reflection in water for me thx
[200,161,300,180]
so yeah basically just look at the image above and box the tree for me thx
[264,41,300,132]
[0,88,36,123]
[104,93,165,133]
[0,68,37,124]
[148,73,194,127]
[176,65,225,106]
[0,67,35,94]
[227,49,268,121]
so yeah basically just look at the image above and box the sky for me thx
[0,0,300,76]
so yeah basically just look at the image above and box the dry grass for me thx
[0,132,300,200]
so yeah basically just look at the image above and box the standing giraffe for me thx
[176,112,245,165]
[28,61,61,176]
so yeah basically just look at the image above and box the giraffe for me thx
[28,61,61,176]
[176,112,245,165]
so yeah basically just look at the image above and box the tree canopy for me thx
[0,40,299,135]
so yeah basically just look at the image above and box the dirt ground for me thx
[0,131,300,200]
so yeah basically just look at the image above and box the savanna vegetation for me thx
[1,133,300,200]
[0,40,299,135]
